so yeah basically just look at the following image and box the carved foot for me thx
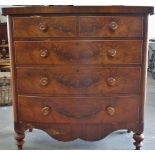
[133,132,144,150]
[15,131,25,150]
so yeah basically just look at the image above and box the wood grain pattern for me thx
[18,95,139,124]
[15,40,142,65]
[13,17,77,38]
[16,67,141,95]
[3,5,154,149]
[7,16,19,122]
[79,16,143,37]
[14,121,142,142]
[2,6,154,15]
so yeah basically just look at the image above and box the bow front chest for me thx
[2,6,154,149]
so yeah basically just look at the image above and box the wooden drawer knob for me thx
[40,77,49,86]
[107,77,116,86]
[109,21,118,31]
[40,49,49,58]
[106,106,115,116]
[39,23,48,31]
[107,49,117,57]
[41,106,51,116]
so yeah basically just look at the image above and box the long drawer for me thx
[16,67,141,95]
[13,16,77,38]
[15,40,142,65]
[18,95,139,124]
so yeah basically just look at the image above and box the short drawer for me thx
[13,16,77,38]
[79,16,143,37]
[15,40,142,65]
[16,67,141,95]
[18,95,139,124]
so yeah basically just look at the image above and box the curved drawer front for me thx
[18,95,139,124]
[15,40,142,65]
[79,16,143,37]
[17,67,141,95]
[13,16,77,38]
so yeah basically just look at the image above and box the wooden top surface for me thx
[2,5,154,15]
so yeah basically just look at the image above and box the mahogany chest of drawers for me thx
[2,6,154,149]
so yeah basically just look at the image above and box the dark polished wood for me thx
[18,95,139,124]
[16,67,141,95]
[13,17,77,38]
[3,5,154,150]
[15,40,142,65]
[79,16,143,37]
[2,6,154,15]
[14,121,25,150]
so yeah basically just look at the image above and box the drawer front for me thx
[15,40,142,65]
[79,16,143,37]
[17,67,141,95]
[13,16,77,38]
[18,95,139,124]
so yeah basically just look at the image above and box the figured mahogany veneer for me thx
[13,16,77,38]
[13,16,143,38]
[3,5,154,150]
[15,40,142,65]
[18,95,139,124]
[16,67,141,95]
[79,16,143,37]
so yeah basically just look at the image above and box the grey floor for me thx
[0,73,155,150]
